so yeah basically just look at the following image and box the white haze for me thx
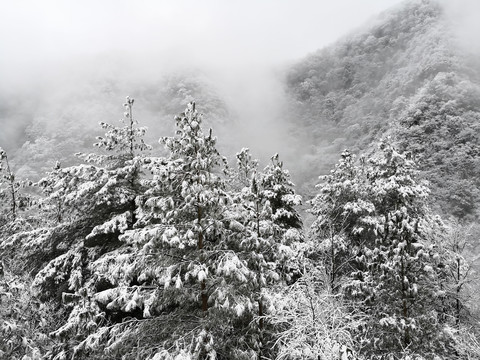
[441,0,480,55]
[0,0,421,168]
[0,0,405,72]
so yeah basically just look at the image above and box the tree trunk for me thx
[401,254,410,347]
[5,156,16,220]
[456,256,461,327]
[198,205,208,313]
[331,230,336,292]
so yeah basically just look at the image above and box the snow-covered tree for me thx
[0,148,19,222]
[265,262,365,360]
[0,148,36,229]
[311,139,455,358]
[49,96,150,230]
[261,153,302,231]
[225,150,303,358]
[0,261,60,360]
[50,102,246,359]
[24,97,153,358]
[353,140,449,357]
[33,96,150,230]
[309,150,372,291]
[36,161,67,225]
[233,147,259,188]
[56,103,303,360]
[433,220,478,328]
[0,148,39,238]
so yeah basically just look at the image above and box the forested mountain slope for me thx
[286,0,480,219]
[2,67,230,181]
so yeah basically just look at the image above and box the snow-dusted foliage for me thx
[353,140,451,357]
[94,96,151,158]
[311,139,456,358]
[4,93,476,360]
[233,147,259,188]
[229,150,303,272]
[0,148,36,229]
[261,153,302,230]
[438,222,477,325]
[223,149,304,357]
[24,97,153,358]
[4,0,480,357]
[310,149,373,291]
[0,148,20,222]
[0,263,60,360]
[35,162,68,225]
[265,262,364,360]
[51,103,304,359]
[37,97,151,228]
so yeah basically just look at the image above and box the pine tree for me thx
[26,97,152,359]
[75,95,151,232]
[61,103,303,360]
[59,102,255,359]
[353,140,446,357]
[7,99,303,359]
[261,153,302,230]
[226,150,303,358]
[233,147,259,188]
[311,139,455,358]
[309,150,373,292]
[0,263,59,360]
[0,148,19,222]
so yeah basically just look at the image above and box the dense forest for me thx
[285,0,480,220]
[2,0,480,359]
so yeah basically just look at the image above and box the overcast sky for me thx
[0,0,405,79]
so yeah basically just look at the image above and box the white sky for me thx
[0,0,404,77]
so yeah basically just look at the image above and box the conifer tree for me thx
[0,265,59,360]
[310,150,372,291]
[234,147,259,188]
[261,153,302,230]
[227,150,303,358]
[55,103,250,359]
[75,95,151,231]
[36,161,67,225]
[7,99,304,360]
[353,140,447,357]
[28,97,152,359]
[59,103,303,360]
[0,148,29,225]
[311,140,455,358]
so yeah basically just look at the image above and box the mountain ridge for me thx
[285,0,480,219]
